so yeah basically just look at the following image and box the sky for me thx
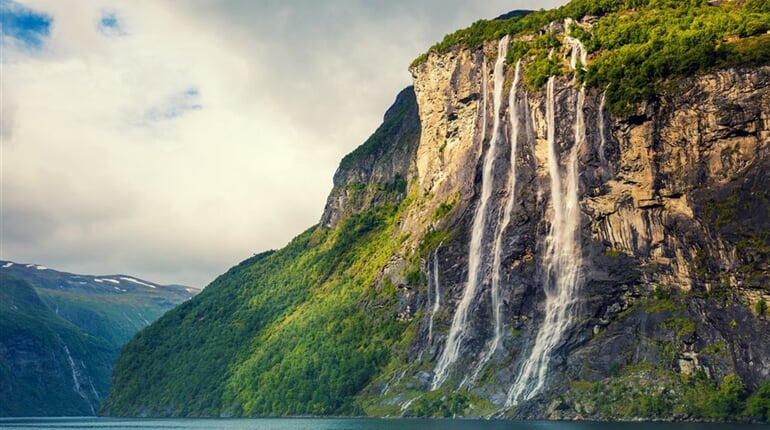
[1,0,568,288]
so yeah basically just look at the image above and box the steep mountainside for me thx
[103,0,770,422]
[0,262,198,416]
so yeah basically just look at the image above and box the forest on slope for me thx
[0,263,197,416]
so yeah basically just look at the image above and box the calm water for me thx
[0,418,766,430]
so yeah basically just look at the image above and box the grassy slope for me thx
[35,289,185,347]
[103,83,422,418]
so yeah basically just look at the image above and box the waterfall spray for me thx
[507,78,585,406]
[432,36,509,390]
[564,19,587,71]
[64,345,96,414]
[470,59,523,384]
[598,92,608,168]
[505,26,588,406]
[428,245,442,344]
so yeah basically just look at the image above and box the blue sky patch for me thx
[0,0,52,50]
[98,11,126,37]
[143,87,203,123]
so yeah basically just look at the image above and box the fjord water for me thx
[0,418,766,430]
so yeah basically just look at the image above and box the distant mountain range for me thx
[0,261,198,416]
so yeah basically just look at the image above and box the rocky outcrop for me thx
[368,30,770,418]
[320,87,421,228]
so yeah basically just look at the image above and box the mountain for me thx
[102,0,770,422]
[0,262,198,416]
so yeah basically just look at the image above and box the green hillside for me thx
[0,274,115,416]
[102,88,421,417]
[0,263,198,416]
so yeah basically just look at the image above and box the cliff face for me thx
[103,7,770,421]
[320,86,421,228]
[360,32,770,418]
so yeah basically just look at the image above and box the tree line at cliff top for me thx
[413,0,770,113]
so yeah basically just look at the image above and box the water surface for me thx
[0,418,764,430]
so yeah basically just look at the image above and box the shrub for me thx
[406,391,471,417]
[700,374,746,420]
[745,381,770,421]
[414,0,770,114]
[756,298,768,316]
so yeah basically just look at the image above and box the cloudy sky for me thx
[1,0,568,287]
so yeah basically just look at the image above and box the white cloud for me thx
[2,0,568,287]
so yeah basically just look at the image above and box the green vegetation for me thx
[757,298,768,316]
[405,391,469,418]
[0,263,196,350]
[645,286,686,313]
[412,0,770,114]
[0,265,193,417]
[701,340,728,356]
[431,199,456,221]
[35,287,183,347]
[662,317,696,337]
[702,373,746,420]
[401,389,495,418]
[566,284,768,422]
[405,265,427,287]
[746,381,770,421]
[564,369,770,421]
[100,0,770,421]
[418,227,456,255]
[583,1,770,113]
[411,0,649,67]
[103,188,417,416]
[0,275,115,416]
[523,50,564,90]
[338,87,418,171]
[102,76,426,418]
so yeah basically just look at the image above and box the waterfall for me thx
[428,244,442,344]
[432,36,508,390]
[88,377,101,401]
[598,92,608,168]
[470,59,523,384]
[564,36,587,71]
[506,27,587,406]
[63,345,96,414]
[507,74,585,405]
[63,345,83,394]
[563,19,587,71]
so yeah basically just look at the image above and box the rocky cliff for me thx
[103,1,770,421]
[379,33,770,420]
[320,86,421,228]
